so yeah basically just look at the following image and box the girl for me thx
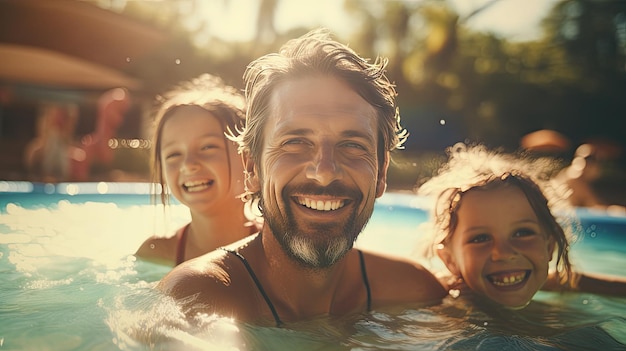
[135,74,258,266]
[416,143,626,309]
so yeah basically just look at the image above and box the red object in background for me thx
[70,88,131,181]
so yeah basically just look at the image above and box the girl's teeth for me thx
[489,272,527,286]
[184,180,213,192]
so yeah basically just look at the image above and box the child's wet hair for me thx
[417,143,578,287]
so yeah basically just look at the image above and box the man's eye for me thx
[342,142,366,150]
[281,138,311,150]
[283,138,305,145]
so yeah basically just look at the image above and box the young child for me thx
[135,74,258,266]
[416,143,626,310]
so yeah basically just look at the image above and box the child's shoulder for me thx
[135,225,187,264]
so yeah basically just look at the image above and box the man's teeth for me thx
[488,271,527,286]
[299,198,345,211]
[183,180,213,192]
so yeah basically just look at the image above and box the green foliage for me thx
[101,0,626,185]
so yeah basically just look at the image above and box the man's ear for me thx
[242,152,260,193]
[437,245,460,276]
[376,152,390,198]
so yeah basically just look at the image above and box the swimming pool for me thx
[1,181,625,350]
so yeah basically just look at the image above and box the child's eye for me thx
[468,234,491,244]
[164,151,181,160]
[512,228,537,238]
[201,144,219,151]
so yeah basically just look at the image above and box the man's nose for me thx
[306,144,343,186]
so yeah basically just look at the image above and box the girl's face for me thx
[438,186,555,309]
[160,106,243,214]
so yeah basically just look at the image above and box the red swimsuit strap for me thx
[175,224,189,266]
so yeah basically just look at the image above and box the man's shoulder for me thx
[159,234,260,292]
[359,249,447,303]
[156,249,238,299]
[156,244,264,320]
[360,250,437,283]
[360,249,422,271]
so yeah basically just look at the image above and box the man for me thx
[157,28,446,326]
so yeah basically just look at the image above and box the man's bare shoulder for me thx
[156,235,263,320]
[157,235,259,301]
[360,250,446,304]
[360,250,429,273]
[157,249,235,299]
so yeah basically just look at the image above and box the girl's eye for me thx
[201,144,219,151]
[468,234,491,244]
[513,228,537,238]
[164,152,181,160]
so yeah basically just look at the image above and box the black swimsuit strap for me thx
[221,248,371,326]
[358,249,372,311]
[221,248,283,327]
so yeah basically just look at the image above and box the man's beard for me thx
[261,183,373,269]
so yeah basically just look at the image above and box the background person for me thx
[23,103,78,182]
[554,143,626,214]
[135,74,258,266]
[70,87,131,181]
[157,28,446,326]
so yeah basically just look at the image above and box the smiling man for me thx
[157,28,446,327]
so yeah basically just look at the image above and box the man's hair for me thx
[230,28,407,182]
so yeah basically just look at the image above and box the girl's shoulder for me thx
[135,225,188,265]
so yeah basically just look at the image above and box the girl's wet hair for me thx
[417,143,577,287]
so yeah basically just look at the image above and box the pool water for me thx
[1,182,625,350]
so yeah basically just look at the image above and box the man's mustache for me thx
[285,182,362,200]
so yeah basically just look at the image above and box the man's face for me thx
[253,75,387,268]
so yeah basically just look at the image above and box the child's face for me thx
[160,106,244,214]
[438,185,555,309]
